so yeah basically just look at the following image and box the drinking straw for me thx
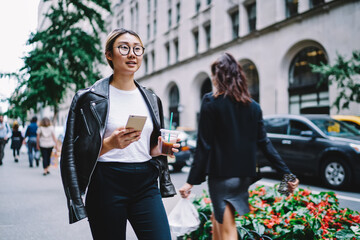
[168,112,173,142]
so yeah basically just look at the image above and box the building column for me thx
[275,0,286,22]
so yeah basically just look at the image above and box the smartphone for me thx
[125,115,147,131]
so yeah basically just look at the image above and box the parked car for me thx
[168,128,197,172]
[332,115,360,132]
[257,114,360,189]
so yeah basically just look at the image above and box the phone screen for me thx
[125,115,147,131]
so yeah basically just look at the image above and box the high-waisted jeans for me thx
[85,161,171,240]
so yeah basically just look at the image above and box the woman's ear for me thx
[105,51,113,61]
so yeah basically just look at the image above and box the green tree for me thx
[1,0,111,121]
[311,50,360,112]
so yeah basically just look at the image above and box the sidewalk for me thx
[0,144,181,240]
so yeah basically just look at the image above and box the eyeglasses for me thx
[116,44,145,56]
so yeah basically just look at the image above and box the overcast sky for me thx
[0,0,40,113]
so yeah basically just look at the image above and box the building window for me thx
[196,0,201,13]
[151,51,155,71]
[310,0,324,8]
[174,38,179,62]
[285,0,298,18]
[148,0,151,13]
[193,30,199,54]
[131,7,134,30]
[147,23,151,39]
[176,2,181,24]
[289,46,329,114]
[135,3,139,32]
[144,54,148,74]
[166,43,170,66]
[230,10,239,39]
[207,0,212,5]
[240,60,260,102]
[154,0,157,9]
[197,78,212,124]
[168,8,172,28]
[246,2,256,32]
[204,24,211,49]
[153,18,157,36]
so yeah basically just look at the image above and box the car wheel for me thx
[321,157,350,189]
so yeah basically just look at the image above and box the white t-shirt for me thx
[37,126,56,148]
[97,85,154,163]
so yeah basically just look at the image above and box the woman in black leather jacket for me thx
[60,28,178,240]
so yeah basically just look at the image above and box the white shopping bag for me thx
[168,198,200,236]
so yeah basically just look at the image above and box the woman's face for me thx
[108,33,143,75]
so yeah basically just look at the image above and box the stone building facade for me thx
[39,0,360,129]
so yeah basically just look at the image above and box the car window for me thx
[288,120,311,136]
[311,119,360,137]
[264,118,288,134]
[343,121,360,131]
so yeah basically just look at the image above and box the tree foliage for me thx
[2,0,111,121]
[311,50,360,112]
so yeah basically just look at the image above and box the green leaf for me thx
[334,229,356,239]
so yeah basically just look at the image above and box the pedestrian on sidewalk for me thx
[179,53,300,240]
[0,114,11,166]
[10,121,24,163]
[37,117,58,176]
[24,116,40,167]
[60,28,179,240]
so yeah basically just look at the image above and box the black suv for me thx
[257,114,360,189]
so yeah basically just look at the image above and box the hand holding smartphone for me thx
[125,115,147,131]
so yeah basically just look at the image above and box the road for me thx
[1,144,359,240]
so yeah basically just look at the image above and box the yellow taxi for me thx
[331,115,360,131]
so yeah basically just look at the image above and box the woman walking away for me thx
[10,121,23,163]
[179,53,299,240]
[37,117,57,175]
[60,28,179,240]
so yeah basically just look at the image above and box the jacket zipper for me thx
[80,108,91,136]
[84,98,110,197]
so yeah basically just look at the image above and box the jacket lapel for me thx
[135,81,161,130]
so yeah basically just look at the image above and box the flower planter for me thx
[183,186,360,240]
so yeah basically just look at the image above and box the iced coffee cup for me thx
[160,129,180,155]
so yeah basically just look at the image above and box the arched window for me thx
[169,84,180,127]
[200,77,212,100]
[240,60,259,103]
[196,78,212,125]
[289,46,329,114]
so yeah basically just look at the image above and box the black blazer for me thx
[187,93,291,185]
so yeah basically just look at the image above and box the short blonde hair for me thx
[40,117,51,127]
[104,28,144,69]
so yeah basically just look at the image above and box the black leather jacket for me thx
[60,75,176,224]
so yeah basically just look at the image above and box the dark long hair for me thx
[211,53,252,104]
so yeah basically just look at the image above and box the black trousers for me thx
[85,161,171,240]
[0,138,6,164]
[40,147,53,169]
[13,148,20,157]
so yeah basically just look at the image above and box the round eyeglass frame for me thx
[115,44,145,56]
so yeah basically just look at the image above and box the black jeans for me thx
[85,161,171,240]
[13,148,20,157]
[0,138,6,164]
[40,147,53,169]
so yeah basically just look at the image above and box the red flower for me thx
[203,197,211,204]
